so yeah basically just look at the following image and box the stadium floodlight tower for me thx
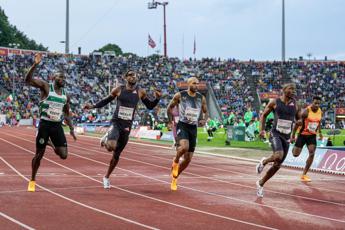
[9,42,20,101]
[147,0,169,57]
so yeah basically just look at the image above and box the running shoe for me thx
[256,180,264,198]
[28,180,36,192]
[300,174,311,182]
[171,177,178,191]
[171,162,179,178]
[103,177,111,189]
[100,133,108,147]
[256,157,266,174]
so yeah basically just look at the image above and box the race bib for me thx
[276,119,292,134]
[46,101,64,121]
[47,108,63,121]
[185,107,199,123]
[307,122,319,133]
[118,106,134,120]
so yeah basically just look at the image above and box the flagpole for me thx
[193,35,196,60]
[147,34,149,57]
[182,33,184,60]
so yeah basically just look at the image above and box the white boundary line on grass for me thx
[80,134,345,175]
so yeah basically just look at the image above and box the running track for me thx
[0,127,344,230]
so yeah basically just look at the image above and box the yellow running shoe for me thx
[28,180,36,192]
[171,162,179,178]
[171,177,177,191]
[300,175,311,182]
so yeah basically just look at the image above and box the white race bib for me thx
[185,107,200,123]
[276,119,292,134]
[46,101,64,121]
[118,106,134,120]
[307,122,319,133]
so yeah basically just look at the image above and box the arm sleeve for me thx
[94,95,115,109]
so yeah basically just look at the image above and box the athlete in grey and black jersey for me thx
[84,70,162,189]
[25,53,77,192]
[255,83,301,197]
[167,77,208,191]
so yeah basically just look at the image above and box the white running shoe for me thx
[100,133,108,147]
[103,177,111,189]
[256,157,266,174]
[256,180,264,198]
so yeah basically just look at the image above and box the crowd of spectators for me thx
[1,52,344,129]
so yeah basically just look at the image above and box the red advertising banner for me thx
[336,108,345,115]
[259,92,280,99]
[177,81,207,91]
[21,50,35,55]
[0,48,9,56]
[318,150,345,173]
[9,49,21,55]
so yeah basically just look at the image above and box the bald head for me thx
[282,83,296,90]
[282,82,296,99]
[187,77,199,85]
[187,77,199,93]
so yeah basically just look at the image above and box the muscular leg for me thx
[177,152,194,177]
[105,140,117,152]
[303,144,316,175]
[105,134,128,178]
[259,151,284,186]
[31,148,46,181]
[292,146,302,157]
[55,147,68,160]
[173,139,189,164]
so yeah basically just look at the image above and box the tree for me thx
[97,43,123,56]
[0,7,47,51]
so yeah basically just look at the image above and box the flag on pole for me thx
[148,34,156,48]
[193,36,196,55]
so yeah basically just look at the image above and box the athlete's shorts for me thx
[107,120,131,158]
[36,119,67,149]
[295,134,317,148]
[269,131,290,161]
[176,121,197,152]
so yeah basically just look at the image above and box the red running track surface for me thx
[0,127,344,230]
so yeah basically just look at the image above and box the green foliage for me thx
[0,7,47,51]
[97,43,123,55]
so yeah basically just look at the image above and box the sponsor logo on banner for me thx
[0,48,9,56]
[318,150,345,173]
[160,131,174,141]
[283,145,326,168]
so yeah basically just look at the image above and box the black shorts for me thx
[295,134,317,148]
[107,120,131,157]
[176,122,197,152]
[269,131,290,160]
[36,119,67,149]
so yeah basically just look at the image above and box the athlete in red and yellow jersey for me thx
[291,96,323,182]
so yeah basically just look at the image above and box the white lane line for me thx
[0,211,35,230]
[0,138,277,230]
[0,157,159,230]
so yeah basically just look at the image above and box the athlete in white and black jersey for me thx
[25,53,77,192]
[255,83,301,197]
[167,77,208,191]
[84,70,162,189]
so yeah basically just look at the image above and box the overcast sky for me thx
[1,0,344,60]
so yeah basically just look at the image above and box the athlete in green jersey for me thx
[25,53,77,192]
